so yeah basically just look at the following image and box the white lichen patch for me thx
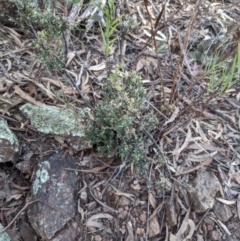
[0,223,11,241]
[42,160,50,169]
[20,103,89,136]
[32,161,50,195]
[0,118,19,151]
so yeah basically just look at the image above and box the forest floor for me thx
[1,0,240,240]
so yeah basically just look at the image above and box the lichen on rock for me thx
[0,118,19,163]
[0,118,19,147]
[20,103,91,150]
[20,103,88,136]
[28,151,79,240]
[0,223,11,241]
[32,161,50,195]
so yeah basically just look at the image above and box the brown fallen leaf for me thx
[149,202,165,221]
[149,216,161,237]
[14,85,42,107]
[163,106,179,126]
[175,208,190,240]
[65,158,114,173]
[172,127,192,161]
[149,192,157,209]
[126,221,134,241]
[84,158,114,172]
[187,143,226,152]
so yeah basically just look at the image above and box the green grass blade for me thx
[221,54,237,93]
[238,41,240,77]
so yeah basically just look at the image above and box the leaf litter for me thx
[0,0,240,240]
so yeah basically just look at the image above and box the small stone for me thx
[204,217,214,231]
[0,118,19,163]
[51,221,79,241]
[117,196,131,206]
[213,201,232,222]
[118,210,128,220]
[15,159,35,175]
[80,190,88,203]
[208,230,222,241]
[139,211,147,223]
[118,208,124,213]
[87,201,97,211]
[190,168,219,213]
[207,224,214,231]
[204,217,215,226]
[94,235,102,241]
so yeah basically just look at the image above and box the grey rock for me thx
[27,151,79,240]
[213,201,232,222]
[20,103,91,151]
[190,167,219,213]
[117,196,131,207]
[0,118,19,163]
[0,223,11,241]
[51,222,79,241]
[208,230,222,241]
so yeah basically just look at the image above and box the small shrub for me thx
[155,179,171,193]
[86,69,158,167]
[10,0,67,71]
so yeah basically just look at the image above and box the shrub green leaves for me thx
[86,69,158,167]
[10,0,67,70]
[96,0,122,55]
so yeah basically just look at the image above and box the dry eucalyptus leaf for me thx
[89,62,106,71]
[149,216,160,238]
[172,127,192,161]
[149,192,157,209]
[215,197,236,205]
[163,107,179,126]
